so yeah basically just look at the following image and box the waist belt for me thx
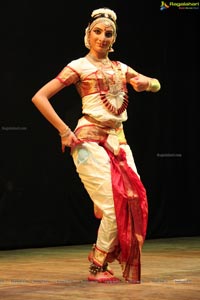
[83,114,122,129]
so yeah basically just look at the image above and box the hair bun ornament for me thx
[91,8,117,23]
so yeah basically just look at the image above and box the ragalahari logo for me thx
[160,1,170,10]
[160,1,199,10]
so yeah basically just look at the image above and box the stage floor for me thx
[0,236,199,300]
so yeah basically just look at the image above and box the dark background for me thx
[0,1,199,249]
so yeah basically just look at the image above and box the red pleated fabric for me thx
[105,146,148,283]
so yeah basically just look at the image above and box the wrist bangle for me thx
[146,79,161,92]
[59,127,71,138]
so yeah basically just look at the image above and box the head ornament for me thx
[84,8,117,52]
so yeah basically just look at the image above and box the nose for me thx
[99,32,107,41]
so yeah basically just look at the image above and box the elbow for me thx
[32,93,41,105]
[31,94,37,104]
[31,96,35,104]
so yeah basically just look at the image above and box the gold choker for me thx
[87,53,110,66]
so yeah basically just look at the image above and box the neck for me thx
[89,51,108,59]
[87,52,110,65]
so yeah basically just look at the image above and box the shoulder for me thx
[67,57,88,70]
[111,60,138,78]
[56,58,86,84]
[111,60,128,72]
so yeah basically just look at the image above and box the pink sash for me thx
[104,146,148,282]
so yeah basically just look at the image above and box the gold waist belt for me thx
[74,117,127,155]
[83,114,122,129]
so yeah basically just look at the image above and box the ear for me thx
[112,33,117,44]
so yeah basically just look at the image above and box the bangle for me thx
[146,79,161,92]
[59,127,71,138]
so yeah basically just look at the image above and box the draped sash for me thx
[103,145,148,282]
[73,122,148,282]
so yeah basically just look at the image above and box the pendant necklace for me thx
[86,53,129,116]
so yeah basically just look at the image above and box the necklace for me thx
[99,61,129,116]
[87,53,110,66]
[100,92,129,116]
[86,54,129,116]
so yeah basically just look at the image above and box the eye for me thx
[105,31,113,38]
[93,29,101,35]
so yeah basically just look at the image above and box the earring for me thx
[109,44,114,52]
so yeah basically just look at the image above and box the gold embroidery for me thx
[74,124,127,145]
[93,246,108,266]
[56,67,79,86]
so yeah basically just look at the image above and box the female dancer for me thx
[32,7,161,283]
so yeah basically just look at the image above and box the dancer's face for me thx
[89,23,115,55]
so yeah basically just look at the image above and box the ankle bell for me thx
[89,263,108,275]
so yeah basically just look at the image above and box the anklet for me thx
[89,263,109,275]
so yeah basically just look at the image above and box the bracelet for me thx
[146,79,161,92]
[59,127,71,138]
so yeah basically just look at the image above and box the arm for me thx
[32,78,79,151]
[130,74,161,93]
[126,66,161,92]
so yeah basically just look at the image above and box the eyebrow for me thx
[92,25,114,32]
